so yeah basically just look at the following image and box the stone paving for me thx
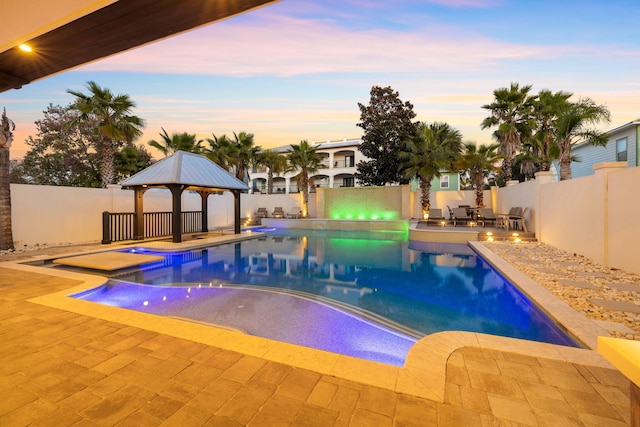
[0,241,635,426]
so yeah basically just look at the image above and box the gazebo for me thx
[120,151,249,243]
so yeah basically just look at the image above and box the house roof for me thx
[266,138,362,153]
[120,151,249,192]
[572,119,640,150]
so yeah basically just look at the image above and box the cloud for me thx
[81,10,559,78]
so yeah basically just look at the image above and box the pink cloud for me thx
[82,12,554,78]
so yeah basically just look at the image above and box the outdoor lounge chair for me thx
[477,208,497,227]
[272,206,285,218]
[426,208,446,225]
[286,207,302,219]
[452,207,473,226]
[254,207,268,218]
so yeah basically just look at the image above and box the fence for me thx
[101,211,203,244]
[8,165,640,275]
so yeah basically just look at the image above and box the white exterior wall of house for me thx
[250,138,459,193]
[250,138,365,193]
[571,120,640,178]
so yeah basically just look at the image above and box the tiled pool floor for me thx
[0,240,632,425]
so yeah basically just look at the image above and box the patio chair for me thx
[286,207,302,219]
[510,207,528,232]
[477,208,497,227]
[451,207,473,226]
[497,207,522,231]
[254,207,268,218]
[272,206,285,218]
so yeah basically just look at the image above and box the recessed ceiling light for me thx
[19,44,32,52]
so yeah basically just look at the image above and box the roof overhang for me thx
[0,0,278,92]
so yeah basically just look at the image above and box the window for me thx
[616,138,628,162]
[440,175,450,189]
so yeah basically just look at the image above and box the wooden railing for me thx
[102,211,203,244]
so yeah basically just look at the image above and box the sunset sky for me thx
[2,0,639,159]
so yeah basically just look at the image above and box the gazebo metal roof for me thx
[120,150,249,192]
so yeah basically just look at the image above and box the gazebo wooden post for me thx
[233,190,241,234]
[198,191,209,233]
[133,186,148,240]
[168,184,185,243]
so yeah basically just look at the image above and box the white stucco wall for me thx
[607,165,640,273]
[7,166,640,277]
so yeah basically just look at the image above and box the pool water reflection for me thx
[74,229,579,365]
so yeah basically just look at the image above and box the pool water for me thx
[73,229,579,365]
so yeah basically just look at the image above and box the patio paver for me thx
[0,242,633,426]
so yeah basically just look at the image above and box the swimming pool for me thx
[73,229,579,365]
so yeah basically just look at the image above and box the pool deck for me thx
[0,235,632,425]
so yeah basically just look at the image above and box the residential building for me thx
[250,138,460,193]
[570,119,640,178]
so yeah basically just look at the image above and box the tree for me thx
[205,133,234,170]
[67,81,145,188]
[356,85,417,186]
[481,82,536,183]
[0,108,15,250]
[456,143,502,208]
[555,98,611,180]
[531,89,572,171]
[257,149,288,194]
[147,128,203,156]
[287,140,322,218]
[21,104,101,187]
[204,131,259,183]
[230,131,260,183]
[399,122,462,214]
[19,104,152,187]
[114,144,155,182]
[9,159,27,184]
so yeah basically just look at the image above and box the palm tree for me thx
[287,140,322,218]
[481,82,536,183]
[230,131,260,184]
[0,108,15,250]
[204,132,259,183]
[530,89,573,171]
[555,98,611,180]
[456,143,502,208]
[67,81,144,188]
[399,122,463,215]
[204,133,234,171]
[257,150,288,194]
[148,128,203,156]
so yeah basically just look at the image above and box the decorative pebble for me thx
[486,241,640,341]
